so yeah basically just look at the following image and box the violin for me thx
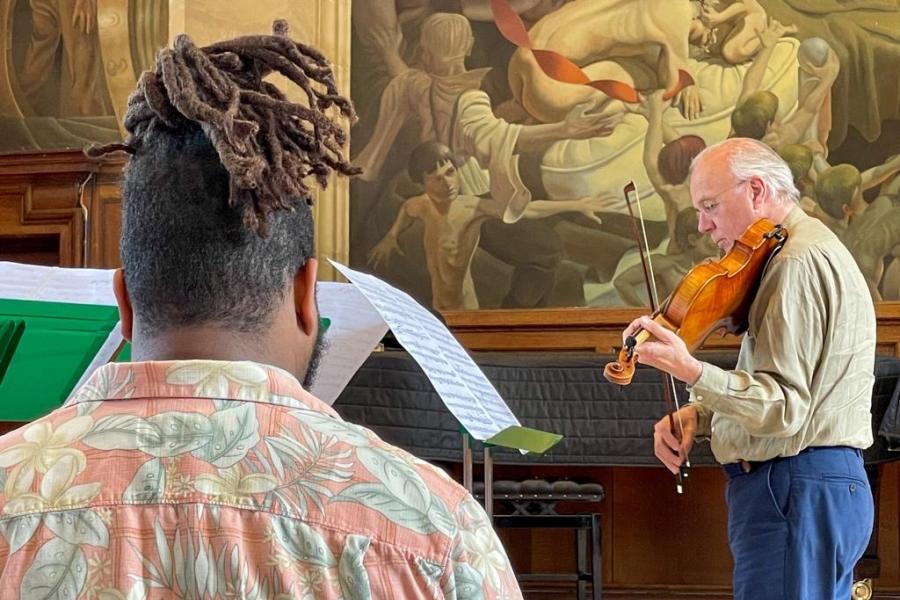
[604,217,788,385]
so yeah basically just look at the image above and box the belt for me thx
[723,459,762,478]
[722,446,864,479]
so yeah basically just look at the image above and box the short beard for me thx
[302,325,327,390]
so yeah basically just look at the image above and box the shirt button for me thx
[696,395,703,402]
[850,484,857,492]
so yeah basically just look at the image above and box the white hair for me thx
[691,138,800,204]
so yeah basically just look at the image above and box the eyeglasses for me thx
[697,179,749,214]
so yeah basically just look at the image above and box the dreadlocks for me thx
[95,22,359,336]
[89,19,360,235]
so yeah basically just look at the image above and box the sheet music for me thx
[309,282,388,405]
[0,262,117,306]
[0,262,123,401]
[330,260,520,441]
[1,262,384,405]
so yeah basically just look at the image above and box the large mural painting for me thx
[348,0,900,310]
[0,0,167,152]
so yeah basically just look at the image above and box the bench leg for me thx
[591,514,602,600]
[577,527,588,600]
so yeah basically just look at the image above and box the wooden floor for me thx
[522,585,733,599]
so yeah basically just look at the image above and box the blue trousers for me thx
[725,447,874,600]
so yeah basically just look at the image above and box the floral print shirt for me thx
[0,360,522,599]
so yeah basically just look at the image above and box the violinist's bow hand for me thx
[653,405,699,476]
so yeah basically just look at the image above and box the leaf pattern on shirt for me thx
[21,537,87,600]
[264,427,354,517]
[338,535,372,600]
[331,447,459,538]
[191,403,260,468]
[124,518,289,599]
[122,458,166,503]
[0,361,523,599]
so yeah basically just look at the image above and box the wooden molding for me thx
[0,149,114,176]
[445,303,900,357]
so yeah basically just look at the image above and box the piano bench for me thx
[476,479,604,600]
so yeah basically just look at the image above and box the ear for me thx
[842,203,853,217]
[749,177,766,209]
[293,258,318,337]
[112,269,134,342]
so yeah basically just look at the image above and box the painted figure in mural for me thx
[351,0,418,80]
[19,0,113,116]
[355,9,619,184]
[813,160,900,301]
[613,208,719,307]
[506,0,704,123]
[635,89,707,252]
[780,144,846,230]
[731,24,836,155]
[352,0,567,82]
[447,80,619,308]
[692,0,769,64]
[451,82,619,222]
[354,12,489,182]
[812,159,900,235]
[505,0,778,124]
[367,142,609,310]
[460,0,569,26]
[778,143,815,194]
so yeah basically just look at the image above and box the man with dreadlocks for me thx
[0,23,522,599]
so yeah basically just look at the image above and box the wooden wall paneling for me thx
[490,462,900,597]
[609,467,731,587]
[879,464,900,585]
[0,182,83,266]
[87,181,123,269]
[0,151,125,269]
[86,157,126,269]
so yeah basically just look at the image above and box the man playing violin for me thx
[623,137,875,600]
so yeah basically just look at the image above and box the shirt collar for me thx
[781,204,807,230]
[66,359,341,418]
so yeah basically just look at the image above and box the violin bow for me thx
[622,182,690,494]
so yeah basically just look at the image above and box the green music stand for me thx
[0,298,122,421]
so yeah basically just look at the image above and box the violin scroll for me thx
[603,337,638,385]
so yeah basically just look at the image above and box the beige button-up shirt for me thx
[690,206,876,464]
